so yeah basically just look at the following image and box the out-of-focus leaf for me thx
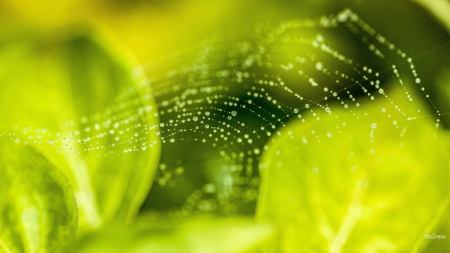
[0,139,77,253]
[413,0,450,31]
[256,85,450,252]
[0,30,161,232]
[73,217,273,253]
[422,209,450,252]
[421,67,450,252]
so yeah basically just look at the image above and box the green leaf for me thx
[0,29,161,231]
[0,139,77,253]
[72,217,273,253]
[414,0,450,32]
[256,85,450,252]
[421,67,450,252]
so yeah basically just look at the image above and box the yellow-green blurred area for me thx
[1,0,448,123]
[0,0,448,63]
[1,0,450,252]
[256,84,450,252]
[1,0,262,62]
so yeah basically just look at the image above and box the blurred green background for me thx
[1,0,449,252]
[2,0,448,121]
[0,0,448,61]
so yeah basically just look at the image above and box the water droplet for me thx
[193,117,198,121]
[141,145,147,151]
[47,139,54,144]
[415,78,421,84]
[315,62,324,71]
[378,88,384,94]
[312,166,319,173]
[294,108,299,113]
[305,104,310,108]
[158,178,167,186]
[253,148,260,155]
[371,123,377,129]
[231,111,237,116]
[170,138,175,143]
[175,166,184,175]
[309,78,318,87]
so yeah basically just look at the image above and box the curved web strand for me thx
[139,9,442,215]
[0,9,443,216]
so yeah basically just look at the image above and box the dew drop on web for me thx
[1,8,443,217]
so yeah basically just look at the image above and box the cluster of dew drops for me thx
[0,9,441,216]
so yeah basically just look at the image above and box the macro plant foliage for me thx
[0,1,449,252]
[256,86,450,252]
